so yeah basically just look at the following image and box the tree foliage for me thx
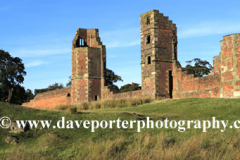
[66,76,71,87]
[0,50,27,103]
[24,89,35,102]
[0,50,34,104]
[105,68,123,92]
[176,60,182,68]
[7,85,34,104]
[105,68,123,86]
[0,84,32,104]
[0,50,26,88]
[185,58,213,77]
[34,82,64,95]
[119,83,141,93]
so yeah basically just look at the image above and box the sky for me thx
[1,0,240,93]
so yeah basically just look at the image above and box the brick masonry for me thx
[172,34,240,98]
[22,10,240,109]
[140,10,177,98]
[22,87,71,109]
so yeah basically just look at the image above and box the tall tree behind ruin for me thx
[0,50,26,103]
[119,83,141,93]
[185,58,213,77]
[34,82,64,95]
[105,68,123,92]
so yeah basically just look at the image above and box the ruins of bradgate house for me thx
[22,10,240,109]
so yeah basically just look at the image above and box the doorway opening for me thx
[94,95,98,101]
[169,70,173,98]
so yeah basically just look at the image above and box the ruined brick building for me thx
[22,10,240,109]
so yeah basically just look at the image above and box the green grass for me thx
[1,98,240,159]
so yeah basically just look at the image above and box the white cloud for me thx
[25,60,47,67]
[178,21,240,38]
[101,28,140,48]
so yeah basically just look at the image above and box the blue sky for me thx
[1,0,240,92]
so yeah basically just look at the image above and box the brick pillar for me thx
[140,10,177,98]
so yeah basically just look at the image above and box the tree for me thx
[10,85,34,104]
[176,60,182,68]
[119,83,141,93]
[0,83,8,102]
[34,82,64,95]
[47,82,64,90]
[185,58,213,77]
[24,89,34,102]
[0,50,26,103]
[105,68,123,92]
[66,76,71,87]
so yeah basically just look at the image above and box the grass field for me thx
[1,98,240,159]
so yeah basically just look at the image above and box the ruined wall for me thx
[112,90,142,99]
[212,55,221,74]
[173,33,240,99]
[220,34,240,98]
[172,66,221,98]
[22,11,240,110]
[101,87,143,100]
[172,51,221,98]
[22,87,71,109]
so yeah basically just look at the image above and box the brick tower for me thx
[71,28,106,104]
[140,10,177,98]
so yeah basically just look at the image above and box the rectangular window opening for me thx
[146,35,150,44]
[147,56,151,64]
[78,38,85,47]
[146,17,150,25]
[82,39,84,46]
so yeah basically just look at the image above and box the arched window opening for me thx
[67,93,71,97]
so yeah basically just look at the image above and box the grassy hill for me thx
[1,98,240,159]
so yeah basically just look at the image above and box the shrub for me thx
[81,102,89,110]
[143,97,152,104]
[55,105,69,111]
[76,97,155,111]
[69,107,77,114]
[94,103,101,109]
